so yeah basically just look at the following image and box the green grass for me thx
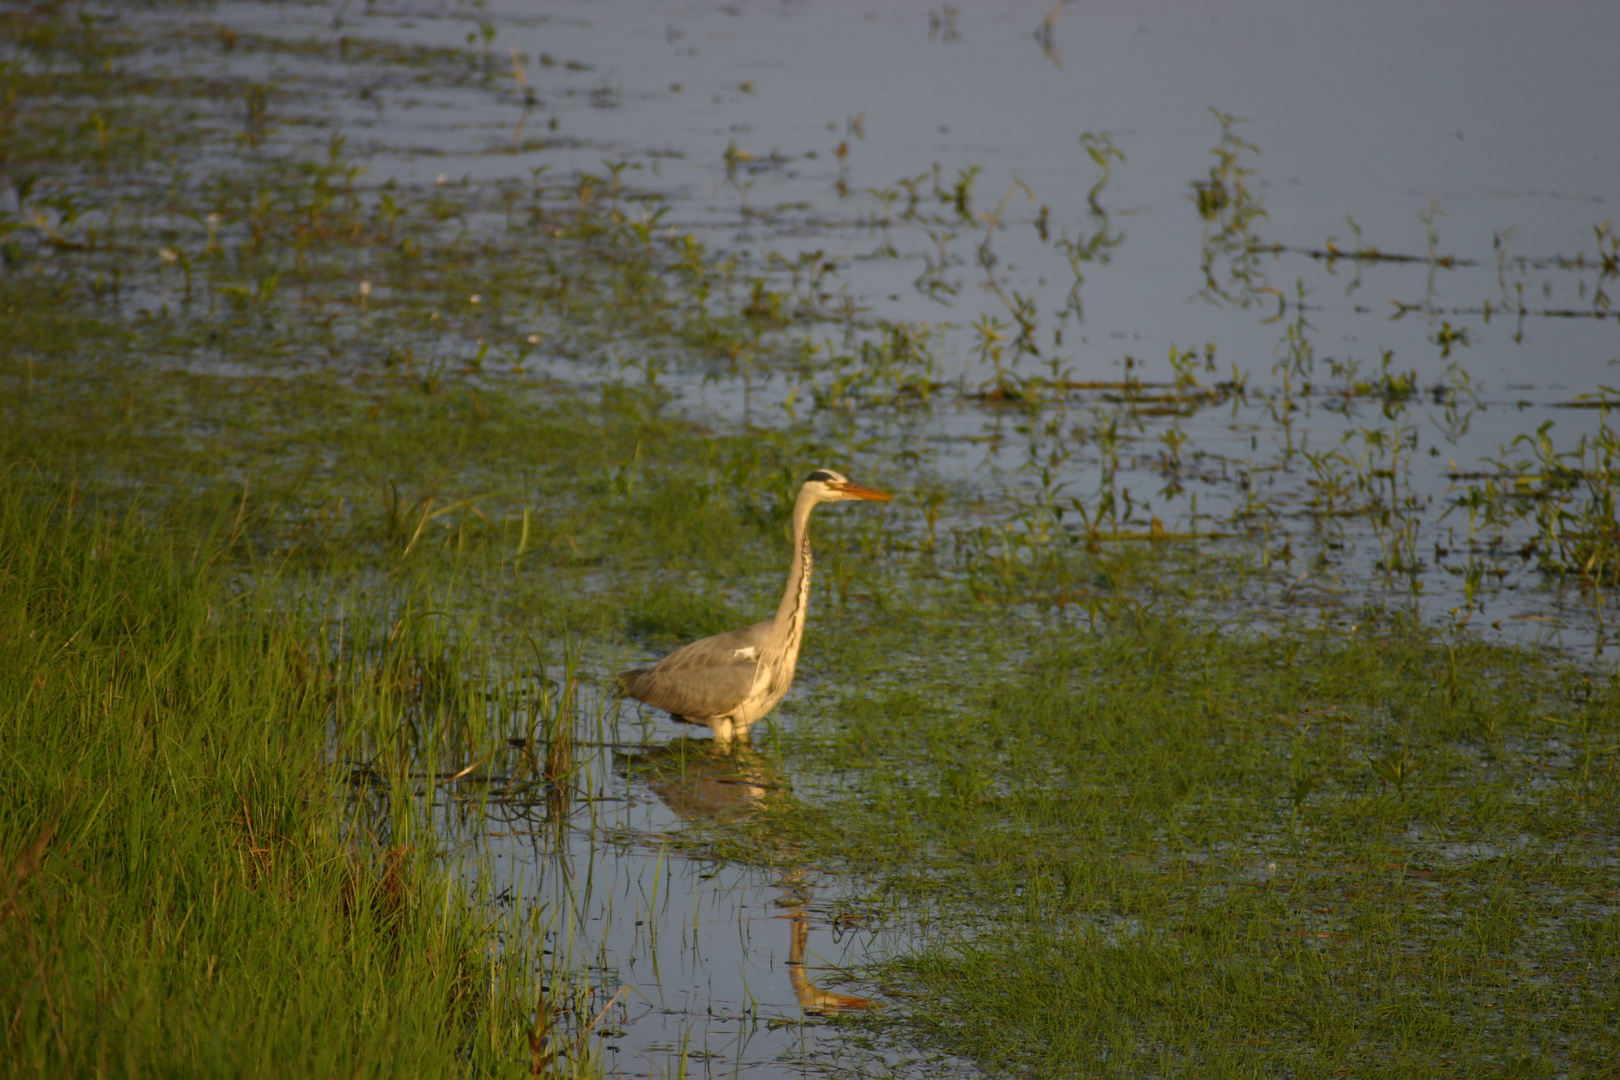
[0,472,577,1077]
[746,611,1620,1076]
[623,581,749,646]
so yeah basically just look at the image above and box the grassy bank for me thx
[0,469,564,1076]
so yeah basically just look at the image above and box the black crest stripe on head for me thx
[806,470,837,483]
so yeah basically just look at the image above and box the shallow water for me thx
[441,706,961,1077]
[189,0,1620,653]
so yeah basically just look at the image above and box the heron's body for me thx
[616,470,889,744]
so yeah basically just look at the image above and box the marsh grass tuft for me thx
[0,473,580,1077]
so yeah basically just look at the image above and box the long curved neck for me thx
[771,490,818,645]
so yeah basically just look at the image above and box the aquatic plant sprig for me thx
[1193,108,1272,308]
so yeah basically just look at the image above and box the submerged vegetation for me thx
[3,2,1618,1077]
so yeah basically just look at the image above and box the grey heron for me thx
[615,469,891,744]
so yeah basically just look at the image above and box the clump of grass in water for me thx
[0,474,595,1076]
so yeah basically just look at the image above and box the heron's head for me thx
[802,469,892,503]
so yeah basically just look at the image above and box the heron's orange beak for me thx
[839,482,892,502]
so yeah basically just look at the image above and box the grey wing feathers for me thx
[617,622,769,720]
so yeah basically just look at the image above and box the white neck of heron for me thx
[772,489,819,642]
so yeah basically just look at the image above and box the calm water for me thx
[350,0,1618,383]
[457,721,949,1078]
[208,0,1620,644]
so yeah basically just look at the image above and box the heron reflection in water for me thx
[616,739,874,1014]
[616,470,891,745]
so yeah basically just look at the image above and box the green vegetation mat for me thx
[759,618,1620,1076]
